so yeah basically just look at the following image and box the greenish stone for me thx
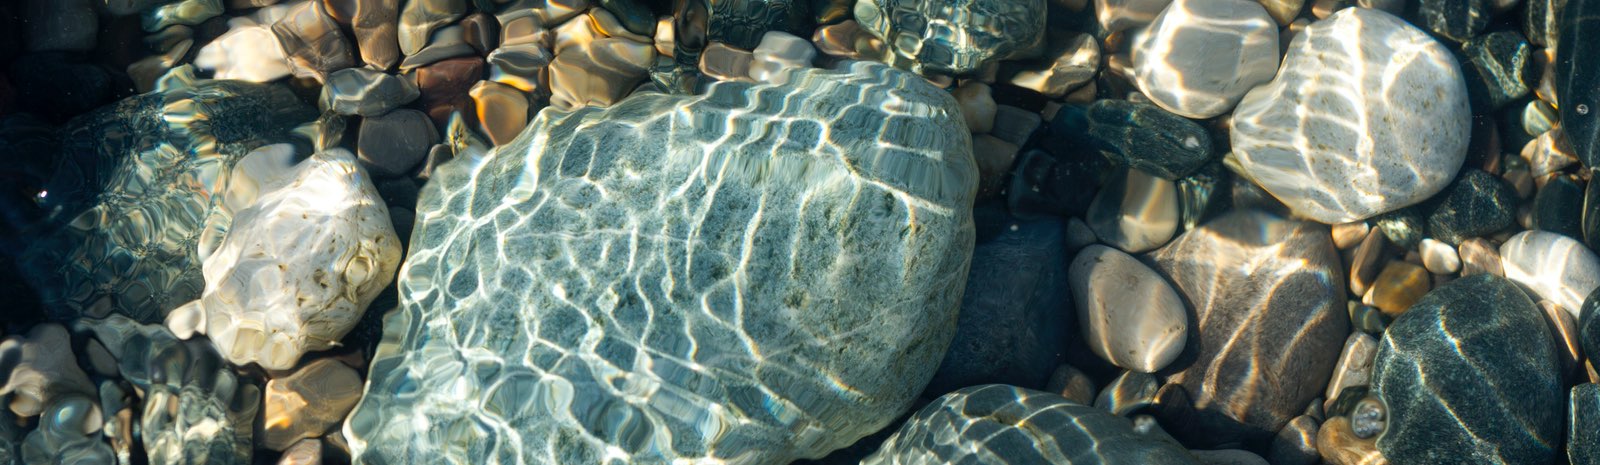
[1557,0,1600,169]
[1573,384,1600,465]
[853,0,1045,76]
[1086,100,1213,181]
[1425,169,1518,245]
[18,75,314,324]
[1534,176,1584,239]
[1373,274,1563,465]
[1374,207,1425,249]
[1415,0,1488,42]
[862,385,1199,465]
[344,62,978,464]
[1462,31,1533,110]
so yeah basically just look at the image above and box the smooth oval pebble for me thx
[1069,244,1188,373]
[1502,230,1600,317]
[1131,0,1279,119]
[1419,238,1461,274]
[1231,7,1470,224]
[1086,168,1180,253]
[747,31,816,84]
[318,67,420,116]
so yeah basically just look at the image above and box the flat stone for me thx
[1132,0,1279,119]
[263,359,364,450]
[1419,238,1461,274]
[344,62,977,464]
[19,76,314,323]
[1149,210,1346,446]
[1323,332,1378,409]
[461,12,500,55]
[953,81,996,134]
[0,325,95,418]
[319,67,420,116]
[1502,230,1600,317]
[1525,128,1577,181]
[1316,416,1382,465]
[358,109,439,178]
[1086,168,1180,253]
[548,37,656,109]
[271,0,356,81]
[1462,31,1533,110]
[929,216,1069,393]
[853,0,1046,76]
[1416,0,1489,42]
[1572,384,1600,465]
[1007,33,1100,99]
[748,31,816,85]
[1368,261,1430,317]
[992,105,1042,147]
[863,385,1198,465]
[353,0,401,69]
[398,0,466,56]
[1087,100,1213,180]
[1427,169,1518,244]
[1332,221,1370,249]
[469,80,531,146]
[1534,175,1585,239]
[810,19,869,59]
[1372,274,1563,465]
[1231,8,1470,224]
[1097,0,1175,32]
[279,439,325,465]
[1557,0,1600,169]
[164,149,402,370]
[1268,416,1321,465]
[1069,245,1187,372]
[1348,221,1389,296]
[18,394,113,464]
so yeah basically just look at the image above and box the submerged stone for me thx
[1131,0,1280,119]
[1502,230,1600,317]
[1573,384,1600,465]
[1415,0,1489,42]
[1557,0,1600,169]
[344,62,977,464]
[1086,100,1213,181]
[19,73,314,324]
[1462,31,1532,110]
[1231,7,1470,224]
[862,385,1198,465]
[1533,175,1584,239]
[853,0,1046,76]
[1372,274,1563,465]
[1426,169,1518,244]
[1149,210,1346,446]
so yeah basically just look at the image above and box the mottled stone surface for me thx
[1070,245,1186,373]
[0,325,95,418]
[1231,7,1470,224]
[77,315,260,465]
[928,214,1070,393]
[319,67,420,116]
[1149,210,1347,446]
[1086,168,1179,253]
[1131,0,1279,119]
[164,149,401,371]
[1372,274,1563,465]
[1557,0,1600,169]
[862,385,1199,465]
[271,0,356,81]
[1426,169,1517,244]
[1574,384,1600,465]
[1085,100,1212,181]
[1462,31,1532,110]
[262,359,363,450]
[344,62,976,464]
[854,0,1046,76]
[19,74,314,324]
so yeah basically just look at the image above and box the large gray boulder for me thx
[344,61,978,464]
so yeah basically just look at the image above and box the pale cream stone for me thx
[195,23,291,82]
[952,81,996,134]
[262,359,363,450]
[748,31,817,85]
[1069,245,1188,373]
[1419,238,1461,274]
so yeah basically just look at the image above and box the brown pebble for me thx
[1349,227,1390,296]
[1540,300,1582,382]
[470,80,531,146]
[415,56,486,126]
[1316,416,1387,465]
[271,0,356,81]
[278,438,324,465]
[972,134,1018,201]
[1046,364,1097,406]
[698,42,753,82]
[1458,238,1504,277]
[322,0,356,26]
[461,12,500,56]
[262,359,364,451]
[1332,221,1370,250]
[353,0,401,69]
[1368,261,1429,317]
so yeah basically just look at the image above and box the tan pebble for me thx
[1369,261,1429,317]
[1505,166,1536,199]
[1332,221,1370,249]
[353,0,401,69]
[1540,300,1582,380]
[279,438,324,465]
[270,0,356,82]
[1064,80,1097,104]
[1317,416,1387,465]
[1008,33,1100,99]
[1311,0,1349,18]
[1523,130,1577,181]
[1046,364,1097,405]
[1457,238,1504,277]
[553,11,604,54]
[1323,332,1377,409]
[548,38,654,109]
[748,31,816,84]
[653,16,674,57]
[499,13,551,48]
[263,359,364,451]
[1349,228,1389,296]
[587,8,650,43]
[952,81,996,134]
[470,80,531,147]
[698,42,754,82]
[812,20,864,58]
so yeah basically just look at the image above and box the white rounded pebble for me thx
[194,23,291,82]
[1501,230,1600,318]
[1069,245,1188,373]
[748,31,817,85]
[1230,7,1470,224]
[1419,238,1462,274]
[1132,0,1280,119]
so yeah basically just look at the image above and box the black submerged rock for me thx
[1533,175,1584,240]
[1084,100,1213,181]
[1573,383,1600,465]
[1372,274,1563,465]
[1426,169,1518,245]
[1461,31,1532,110]
[1557,0,1600,169]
